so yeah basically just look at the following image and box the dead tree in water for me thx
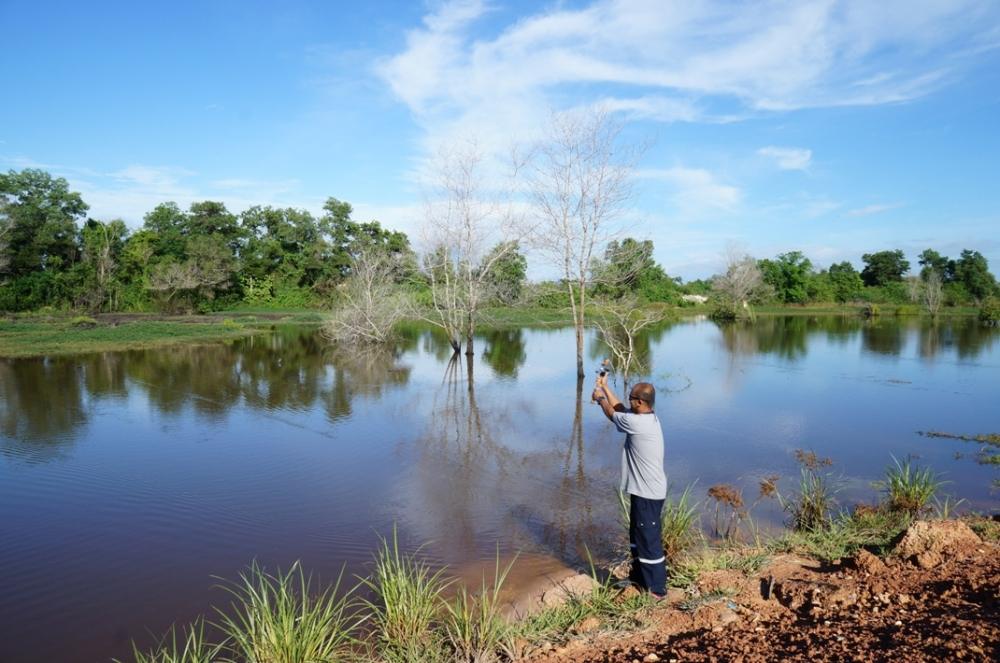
[421,141,521,355]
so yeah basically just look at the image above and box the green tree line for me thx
[1,168,996,314]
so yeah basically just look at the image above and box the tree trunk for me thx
[465,311,475,355]
[575,279,587,378]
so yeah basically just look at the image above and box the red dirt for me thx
[527,521,999,662]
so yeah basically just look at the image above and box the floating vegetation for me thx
[918,430,1000,447]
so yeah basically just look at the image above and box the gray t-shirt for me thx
[612,410,666,500]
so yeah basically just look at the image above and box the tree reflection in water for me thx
[0,358,88,462]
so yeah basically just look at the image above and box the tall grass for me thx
[882,456,944,513]
[215,561,362,663]
[362,529,450,662]
[784,467,838,531]
[117,619,225,663]
[441,555,515,662]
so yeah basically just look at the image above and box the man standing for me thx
[592,375,668,597]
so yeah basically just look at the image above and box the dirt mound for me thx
[528,539,999,663]
[894,520,982,569]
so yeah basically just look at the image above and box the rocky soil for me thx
[526,520,998,662]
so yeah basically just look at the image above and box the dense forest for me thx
[1,168,997,314]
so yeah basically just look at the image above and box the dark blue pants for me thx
[629,494,667,595]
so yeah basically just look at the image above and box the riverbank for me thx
[0,311,324,357]
[0,303,984,358]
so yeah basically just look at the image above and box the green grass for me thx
[215,561,362,663]
[880,456,944,513]
[0,319,258,357]
[117,620,224,663]
[783,467,838,532]
[618,485,702,564]
[441,555,515,663]
[770,507,912,562]
[669,548,769,589]
[361,529,451,663]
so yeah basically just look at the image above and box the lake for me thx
[1,315,997,662]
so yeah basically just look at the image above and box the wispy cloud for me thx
[847,203,904,217]
[758,146,812,170]
[377,0,998,162]
[639,166,742,213]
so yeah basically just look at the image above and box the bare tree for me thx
[712,251,766,321]
[905,275,923,304]
[421,141,521,355]
[324,248,411,345]
[923,269,943,317]
[524,107,638,377]
[593,298,666,386]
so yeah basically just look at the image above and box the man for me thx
[592,375,668,597]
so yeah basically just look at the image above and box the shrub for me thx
[860,303,880,318]
[70,315,98,328]
[893,304,919,316]
[979,296,1000,325]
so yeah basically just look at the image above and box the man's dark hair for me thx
[632,382,655,408]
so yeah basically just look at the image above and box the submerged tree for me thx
[421,141,522,355]
[525,108,639,377]
[712,250,767,320]
[593,299,666,386]
[324,248,411,345]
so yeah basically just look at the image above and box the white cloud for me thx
[757,146,812,170]
[847,203,904,217]
[639,166,742,213]
[377,0,998,163]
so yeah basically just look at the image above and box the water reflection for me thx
[0,327,415,461]
[0,358,87,462]
[481,329,527,379]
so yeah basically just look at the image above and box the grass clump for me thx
[441,555,515,663]
[963,514,1000,543]
[880,455,943,514]
[362,529,450,662]
[117,619,224,663]
[70,315,99,328]
[771,506,911,562]
[215,561,362,663]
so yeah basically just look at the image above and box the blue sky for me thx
[2,0,999,279]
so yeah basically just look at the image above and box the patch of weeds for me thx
[70,315,98,328]
[879,455,944,514]
[931,495,967,520]
[918,430,1000,447]
[771,506,911,561]
[963,514,1000,543]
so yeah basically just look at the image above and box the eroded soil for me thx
[528,521,998,662]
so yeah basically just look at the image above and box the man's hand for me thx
[592,388,604,402]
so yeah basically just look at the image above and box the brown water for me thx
[1,316,998,662]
